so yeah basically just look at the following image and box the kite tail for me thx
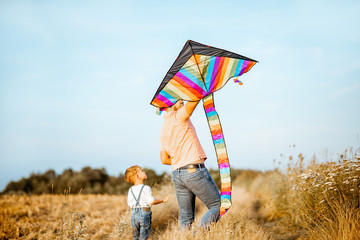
[203,93,231,217]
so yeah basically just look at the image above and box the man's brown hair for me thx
[124,165,141,184]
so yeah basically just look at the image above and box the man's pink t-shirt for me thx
[160,106,207,170]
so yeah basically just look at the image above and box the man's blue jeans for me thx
[172,166,221,229]
[130,209,152,240]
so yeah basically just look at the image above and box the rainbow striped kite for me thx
[150,40,257,217]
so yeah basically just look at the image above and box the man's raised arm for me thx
[184,100,200,120]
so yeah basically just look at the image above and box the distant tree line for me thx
[1,167,167,195]
[1,166,263,195]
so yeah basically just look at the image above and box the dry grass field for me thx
[1,148,359,239]
[0,185,270,240]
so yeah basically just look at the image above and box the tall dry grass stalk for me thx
[246,147,360,239]
[307,201,360,240]
[289,148,360,228]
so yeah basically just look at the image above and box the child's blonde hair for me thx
[124,165,141,184]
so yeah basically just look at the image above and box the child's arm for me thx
[151,196,170,205]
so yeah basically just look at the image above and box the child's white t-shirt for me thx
[127,184,155,208]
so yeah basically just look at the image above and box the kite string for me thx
[202,93,232,217]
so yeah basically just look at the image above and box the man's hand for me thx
[160,151,171,165]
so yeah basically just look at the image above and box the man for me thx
[160,99,220,229]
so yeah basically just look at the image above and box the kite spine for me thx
[203,93,231,217]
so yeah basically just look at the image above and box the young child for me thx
[125,165,170,240]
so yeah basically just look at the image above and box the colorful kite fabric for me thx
[203,93,231,216]
[150,40,257,217]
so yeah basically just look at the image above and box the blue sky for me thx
[1,0,360,191]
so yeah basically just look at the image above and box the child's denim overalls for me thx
[130,185,152,240]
